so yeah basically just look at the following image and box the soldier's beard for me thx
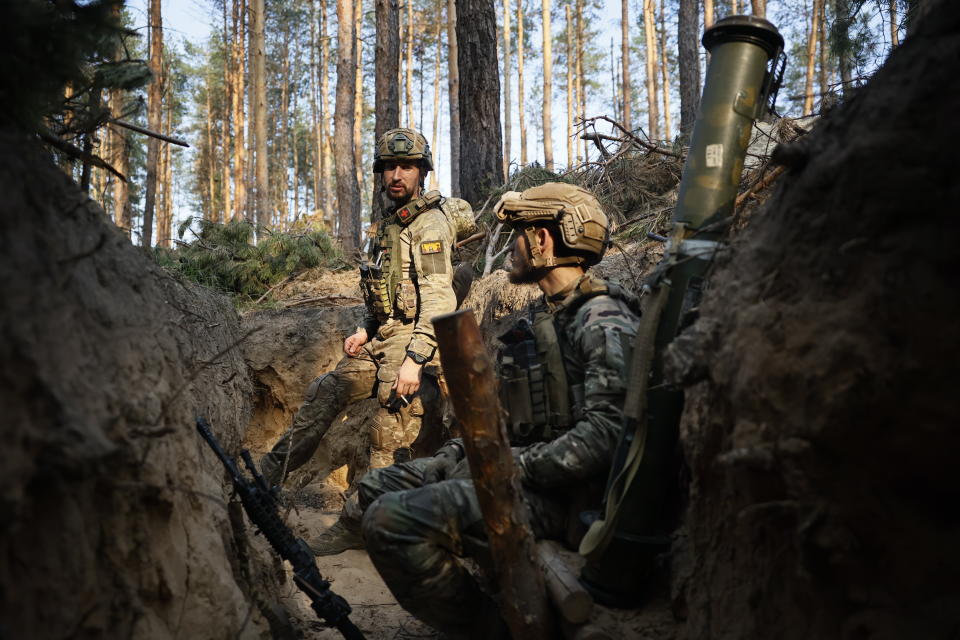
[507,252,549,284]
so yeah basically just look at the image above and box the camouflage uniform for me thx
[260,198,458,484]
[360,273,639,636]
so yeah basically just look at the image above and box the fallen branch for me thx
[581,115,684,159]
[736,165,786,208]
[455,231,487,249]
[38,129,126,181]
[255,271,302,304]
[283,294,363,308]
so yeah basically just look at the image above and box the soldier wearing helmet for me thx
[260,128,475,556]
[342,183,641,637]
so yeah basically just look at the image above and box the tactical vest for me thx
[360,191,476,322]
[498,278,639,446]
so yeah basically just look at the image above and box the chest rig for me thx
[360,191,442,321]
[498,277,638,445]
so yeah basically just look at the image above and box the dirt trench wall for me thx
[0,134,271,638]
[668,5,960,638]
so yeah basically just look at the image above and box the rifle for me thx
[195,417,365,640]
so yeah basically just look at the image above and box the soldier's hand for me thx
[421,453,457,484]
[393,357,422,396]
[343,329,368,357]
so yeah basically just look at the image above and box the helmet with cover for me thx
[494,182,609,267]
[373,128,434,173]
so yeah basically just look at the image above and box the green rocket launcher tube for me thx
[578,16,784,607]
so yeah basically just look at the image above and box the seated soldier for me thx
[351,183,640,638]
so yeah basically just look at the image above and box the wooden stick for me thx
[537,540,594,624]
[735,165,785,208]
[455,230,487,249]
[434,310,555,640]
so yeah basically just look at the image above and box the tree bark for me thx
[456,0,504,205]
[659,0,672,140]
[803,0,823,115]
[375,0,401,217]
[502,0,512,177]
[643,0,660,139]
[354,0,365,197]
[565,4,574,166]
[704,0,714,29]
[310,0,322,217]
[575,0,584,162]
[447,0,462,194]
[406,0,415,127]
[251,0,268,230]
[221,1,232,224]
[516,0,527,165]
[336,0,363,252]
[621,0,632,131]
[143,0,163,247]
[158,98,173,248]
[430,0,443,191]
[322,0,334,229]
[110,2,131,236]
[433,310,555,640]
[541,0,554,170]
[751,0,765,18]
[818,0,829,99]
[230,0,248,222]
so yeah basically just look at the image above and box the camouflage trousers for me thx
[261,319,440,486]
[358,457,569,638]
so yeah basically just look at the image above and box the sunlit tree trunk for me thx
[704,0,714,29]
[321,1,334,228]
[336,0,362,252]
[502,0,512,177]
[158,99,173,248]
[221,1,232,224]
[279,35,292,225]
[542,0,554,170]
[406,0,414,127]
[803,0,823,115]
[621,0,632,130]
[230,0,248,222]
[890,0,899,47]
[818,0,829,99]
[659,0,672,140]
[310,0,322,217]
[643,0,660,139]
[447,0,461,193]
[565,4,573,167]
[110,1,131,235]
[430,0,442,190]
[251,0,268,230]
[516,0,527,165]
[751,0,765,18]
[354,0,364,195]
[143,0,163,247]
[575,0,584,163]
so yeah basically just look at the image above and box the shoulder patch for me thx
[420,241,443,254]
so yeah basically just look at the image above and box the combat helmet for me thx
[494,182,609,267]
[373,128,434,173]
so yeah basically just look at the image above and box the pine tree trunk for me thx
[818,0,828,99]
[251,0,268,230]
[565,4,573,167]
[291,51,301,229]
[231,0,248,222]
[502,0,512,177]
[322,1,334,229]
[516,0,527,166]
[143,0,163,247]
[751,0,765,18]
[541,0,554,170]
[659,0,672,140]
[221,1,232,224]
[354,0,364,197]
[430,0,442,191]
[621,0,632,131]
[205,71,216,221]
[447,0,462,193]
[406,0,415,127]
[704,0,714,29]
[158,100,173,248]
[643,0,660,139]
[336,0,363,252]
[575,0,584,163]
[456,0,504,204]
[803,0,823,115]
[110,2,131,236]
[279,36,292,225]
[832,0,854,91]
[375,0,401,217]
[310,0,322,217]
[890,0,899,46]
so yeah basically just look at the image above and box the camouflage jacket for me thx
[516,274,640,489]
[360,199,457,362]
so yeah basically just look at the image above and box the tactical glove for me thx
[421,453,457,485]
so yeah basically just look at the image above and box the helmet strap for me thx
[523,226,584,268]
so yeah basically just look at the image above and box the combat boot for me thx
[307,518,363,556]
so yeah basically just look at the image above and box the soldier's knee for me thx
[303,372,341,403]
[357,467,387,509]
[361,493,404,552]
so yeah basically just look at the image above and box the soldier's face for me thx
[507,227,549,284]
[383,161,422,203]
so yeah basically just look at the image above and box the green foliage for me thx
[154,219,346,303]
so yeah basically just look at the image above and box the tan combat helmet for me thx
[373,128,434,173]
[494,182,609,267]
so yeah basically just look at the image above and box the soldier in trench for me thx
[318,183,640,636]
[260,128,472,554]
